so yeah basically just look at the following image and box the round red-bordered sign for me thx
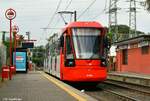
[12,25,19,33]
[15,34,20,40]
[5,8,16,20]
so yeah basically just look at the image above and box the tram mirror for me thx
[60,36,64,47]
[100,56,107,67]
[104,36,111,49]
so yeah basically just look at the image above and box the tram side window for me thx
[50,44,55,57]
[122,49,128,65]
[60,35,64,53]
[60,35,64,47]
[55,40,61,55]
[66,36,74,59]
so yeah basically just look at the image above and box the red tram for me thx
[44,21,108,82]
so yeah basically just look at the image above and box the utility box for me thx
[2,66,9,81]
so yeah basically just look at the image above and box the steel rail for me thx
[104,80,150,96]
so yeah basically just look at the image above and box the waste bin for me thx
[1,66,9,81]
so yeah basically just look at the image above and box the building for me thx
[115,35,150,75]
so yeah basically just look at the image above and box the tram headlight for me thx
[101,61,106,67]
[65,59,75,67]
[101,57,107,67]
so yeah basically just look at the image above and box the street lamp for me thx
[5,8,16,66]
[12,25,19,68]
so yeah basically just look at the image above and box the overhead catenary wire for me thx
[46,0,62,28]
[50,0,73,31]
[90,0,108,19]
[90,10,105,20]
[77,0,97,19]
[53,0,73,27]
[65,0,73,10]
[42,0,62,43]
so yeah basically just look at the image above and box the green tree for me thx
[108,25,145,41]
[32,46,45,67]
[3,40,15,64]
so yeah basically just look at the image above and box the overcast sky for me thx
[0,0,149,46]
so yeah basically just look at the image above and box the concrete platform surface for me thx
[108,71,150,87]
[0,71,97,101]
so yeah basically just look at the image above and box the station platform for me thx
[107,71,150,87]
[0,71,97,101]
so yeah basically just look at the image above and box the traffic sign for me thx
[5,8,16,20]
[16,34,20,40]
[12,25,19,33]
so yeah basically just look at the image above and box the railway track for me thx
[84,80,150,101]
[104,80,150,96]
[85,88,140,101]
[102,89,141,101]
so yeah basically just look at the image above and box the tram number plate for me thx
[86,74,93,77]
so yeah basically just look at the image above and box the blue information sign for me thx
[13,52,27,72]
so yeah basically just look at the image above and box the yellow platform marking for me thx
[40,71,87,101]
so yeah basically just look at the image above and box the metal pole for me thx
[108,0,112,33]
[108,0,118,42]
[28,32,30,40]
[129,0,137,38]
[26,32,31,70]
[2,32,5,43]
[74,11,77,22]
[26,32,30,40]
[14,32,17,67]
[9,20,12,66]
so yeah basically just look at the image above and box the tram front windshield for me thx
[72,28,101,59]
